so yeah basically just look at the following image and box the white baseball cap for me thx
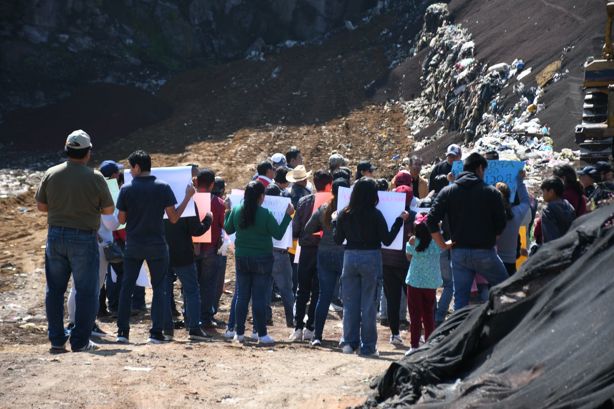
[65,129,93,150]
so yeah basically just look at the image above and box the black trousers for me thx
[294,246,319,331]
[382,265,407,336]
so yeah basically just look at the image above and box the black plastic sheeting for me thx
[362,204,614,409]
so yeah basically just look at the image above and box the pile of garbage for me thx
[393,3,578,187]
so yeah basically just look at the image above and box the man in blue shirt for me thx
[115,150,195,344]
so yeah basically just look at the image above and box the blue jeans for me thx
[196,248,219,324]
[451,248,509,310]
[270,249,295,327]
[165,263,201,331]
[117,243,169,335]
[341,250,381,355]
[314,248,344,340]
[436,249,453,323]
[45,227,99,350]
[234,255,273,336]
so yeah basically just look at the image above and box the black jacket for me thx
[427,171,507,249]
[164,213,212,267]
[292,194,321,247]
[429,160,453,193]
[334,208,403,250]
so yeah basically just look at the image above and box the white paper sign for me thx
[123,166,196,219]
[337,186,406,250]
[228,189,292,249]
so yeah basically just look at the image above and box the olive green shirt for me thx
[35,161,114,231]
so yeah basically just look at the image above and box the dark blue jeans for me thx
[451,247,509,310]
[341,250,381,355]
[314,248,344,340]
[165,263,201,331]
[234,254,274,336]
[196,248,220,324]
[117,243,169,335]
[45,226,99,350]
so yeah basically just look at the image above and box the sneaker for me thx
[147,332,167,344]
[302,329,315,341]
[116,330,129,344]
[380,318,389,327]
[258,334,275,345]
[201,320,218,329]
[250,331,259,341]
[233,334,245,343]
[49,342,68,354]
[361,350,380,359]
[189,328,213,341]
[420,335,425,345]
[223,329,236,339]
[91,323,107,338]
[66,322,75,334]
[73,340,100,352]
[390,335,404,346]
[289,329,303,342]
[163,330,174,342]
[311,339,322,347]
[404,347,417,356]
[173,319,185,329]
[330,299,343,312]
[342,345,355,354]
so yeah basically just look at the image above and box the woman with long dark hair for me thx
[333,177,409,356]
[304,178,350,346]
[224,181,294,344]
[553,164,587,217]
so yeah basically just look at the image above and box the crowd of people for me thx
[36,130,614,356]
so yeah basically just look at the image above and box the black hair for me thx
[376,178,389,191]
[274,167,290,184]
[541,177,565,197]
[463,152,488,173]
[432,174,449,194]
[128,150,151,172]
[265,184,282,196]
[553,164,584,196]
[197,169,216,189]
[66,147,90,159]
[332,168,351,182]
[484,150,499,160]
[314,170,333,192]
[345,177,379,216]
[285,147,301,164]
[212,176,225,196]
[240,181,265,229]
[414,221,433,252]
[257,161,273,176]
[324,178,350,228]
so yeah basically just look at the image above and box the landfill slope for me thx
[361,204,614,408]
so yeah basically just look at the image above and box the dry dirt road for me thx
[0,195,408,409]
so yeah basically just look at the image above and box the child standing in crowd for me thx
[224,181,294,344]
[405,213,442,355]
[333,178,408,357]
[538,177,576,243]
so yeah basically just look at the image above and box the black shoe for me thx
[380,318,389,327]
[116,329,129,344]
[91,323,107,337]
[163,329,174,341]
[188,328,213,341]
[97,308,110,318]
[173,319,185,329]
[201,320,218,329]
[400,319,410,329]
[147,332,168,344]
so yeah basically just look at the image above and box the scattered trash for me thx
[124,366,153,372]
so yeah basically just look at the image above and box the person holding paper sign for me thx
[426,153,509,311]
[115,150,195,345]
[333,178,409,357]
[224,181,294,345]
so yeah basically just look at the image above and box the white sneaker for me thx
[404,347,417,356]
[342,344,355,354]
[420,335,425,345]
[223,329,236,339]
[311,339,322,347]
[302,329,315,341]
[289,329,303,342]
[258,334,275,345]
[233,334,245,343]
[390,335,404,346]
[250,331,259,341]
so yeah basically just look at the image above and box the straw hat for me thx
[286,165,312,183]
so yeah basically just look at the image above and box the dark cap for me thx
[595,161,613,174]
[357,161,376,173]
[99,160,124,178]
[578,166,599,178]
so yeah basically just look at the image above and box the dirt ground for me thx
[0,193,411,409]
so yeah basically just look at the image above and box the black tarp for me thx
[362,204,614,409]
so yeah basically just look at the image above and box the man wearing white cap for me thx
[36,130,115,353]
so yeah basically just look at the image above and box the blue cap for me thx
[100,160,124,178]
